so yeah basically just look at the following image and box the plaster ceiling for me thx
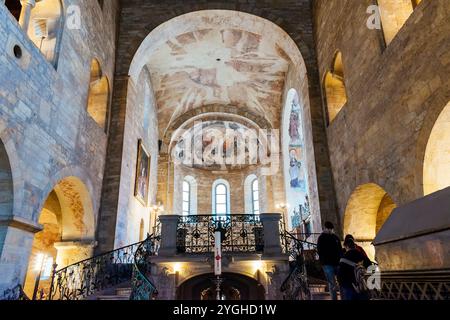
[146,28,291,131]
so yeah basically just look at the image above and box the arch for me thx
[128,10,309,135]
[177,272,265,300]
[27,0,64,67]
[343,183,396,260]
[87,58,110,132]
[377,0,421,46]
[282,89,312,231]
[423,101,450,195]
[4,0,22,21]
[23,176,96,297]
[323,51,347,124]
[0,139,13,218]
[212,179,231,216]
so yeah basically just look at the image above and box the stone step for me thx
[96,295,130,301]
[116,287,132,296]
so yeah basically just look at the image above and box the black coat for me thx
[337,249,366,287]
[317,232,342,266]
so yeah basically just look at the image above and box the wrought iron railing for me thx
[130,234,160,300]
[176,214,264,254]
[48,240,143,300]
[280,231,323,300]
[367,269,450,300]
[1,284,30,301]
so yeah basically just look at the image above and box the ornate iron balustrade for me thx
[367,269,450,300]
[280,231,323,300]
[130,235,160,300]
[1,284,29,301]
[176,214,264,254]
[48,240,143,300]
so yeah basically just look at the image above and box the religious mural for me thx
[284,91,311,231]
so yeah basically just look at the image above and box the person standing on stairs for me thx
[317,221,343,300]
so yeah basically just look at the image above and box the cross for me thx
[215,254,221,261]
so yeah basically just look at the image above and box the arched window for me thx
[87,59,110,132]
[182,180,191,216]
[251,178,260,215]
[212,179,230,216]
[139,219,145,241]
[324,51,347,124]
[378,0,422,46]
[5,0,22,21]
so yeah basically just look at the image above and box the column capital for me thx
[0,215,43,233]
[20,0,36,7]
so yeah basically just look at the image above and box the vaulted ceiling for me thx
[146,28,291,132]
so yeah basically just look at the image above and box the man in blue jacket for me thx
[317,221,343,300]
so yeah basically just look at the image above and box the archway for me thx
[343,183,396,260]
[87,59,110,132]
[423,101,450,195]
[378,0,422,45]
[27,0,64,66]
[177,272,265,300]
[23,176,95,298]
[324,51,347,124]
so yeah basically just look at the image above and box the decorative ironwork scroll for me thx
[130,235,159,300]
[48,240,143,300]
[176,214,264,254]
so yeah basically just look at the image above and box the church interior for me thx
[0,0,449,301]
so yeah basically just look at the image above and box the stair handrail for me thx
[48,239,144,300]
[1,284,30,301]
[280,230,318,300]
[130,234,160,300]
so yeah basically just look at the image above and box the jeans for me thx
[341,286,358,300]
[322,265,339,300]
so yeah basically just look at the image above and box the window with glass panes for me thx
[215,183,228,215]
[182,180,190,216]
[251,179,260,215]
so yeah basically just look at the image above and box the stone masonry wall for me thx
[313,0,450,230]
[0,0,119,292]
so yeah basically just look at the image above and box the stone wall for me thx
[0,0,119,293]
[313,0,450,230]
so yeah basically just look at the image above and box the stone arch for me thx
[377,0,422,46]
[27,0,64,67]
[423,101,450,195]
[323,51,347,124]
[343,183,396,260]
[87,58,110,132]
[23,175,96,297]
[177,272,265,300]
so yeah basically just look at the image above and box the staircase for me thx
[94,286,133,301]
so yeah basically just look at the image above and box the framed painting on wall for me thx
[134,139,151,206]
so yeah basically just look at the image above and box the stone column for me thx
[158,215,179,257]
[260,213,283,257]
[0,216,42,294]
[53,241,97,268]
[19,0,36,33]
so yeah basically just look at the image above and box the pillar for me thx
[18,0,36,33]
[0,216,42,295]
[158,215,179,257]
[260,213,283,257]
